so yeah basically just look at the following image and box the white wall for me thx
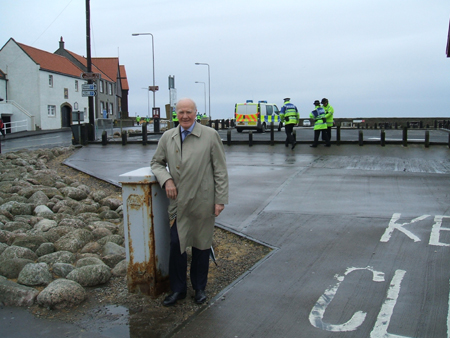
[0,40,41,127]
[0,39,88,130]
[39,71,87,130]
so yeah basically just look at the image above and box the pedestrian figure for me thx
[151,98,229,306]
[280,98,300,149]
[322,98,334,142]
[0,119,5,138]
[310,103,330,147]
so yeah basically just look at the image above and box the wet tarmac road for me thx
[2,138,450,337]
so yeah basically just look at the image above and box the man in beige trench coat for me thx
[151,98,229,306]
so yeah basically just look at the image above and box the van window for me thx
[236,104,257,115]
[274,105,280,115]
[260,105,266,116]
[266,105,273,115]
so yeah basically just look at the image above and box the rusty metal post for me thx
[249,130,253,147]
[119,167,170,298]
[359,130,363,146]
[227,129,231,146]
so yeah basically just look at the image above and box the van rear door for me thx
[236,103,257,128]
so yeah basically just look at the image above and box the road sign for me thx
[82,83,97,91]
[82,90,98,97]
[81,72,101,80]
[148,86,159,92]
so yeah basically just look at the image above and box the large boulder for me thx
[37,251,76,265]
[0,275,39,307]
[52,263,75,278]
[0,201,33,216]
[11,234,46,252]
[35,242,55,257]
[37,279,86,309]
[17,262,52,286]
[0,258,34,278]
[34,219,58,232]
[76,257,106,268]
[1,221,32,232]
[66,264,111,286]
[54,229,93,253]
[60,187,88,201]
[28,190,50,208]
[0,245,37,262]
[101,242,125,256]
[111,259,127,277]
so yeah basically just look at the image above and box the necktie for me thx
[182,130,190,142]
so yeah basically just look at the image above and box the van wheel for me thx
[236,128,243,133]
[259,124,266,133]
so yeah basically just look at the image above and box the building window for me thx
[108,83,112,95]
[75,80,79,92]
[109,103,113,115]
[64,88,68,99]
[49,75,53,87]
[99,80,104,93]
[74,102,78,110]
[48,105,56,117]
[100,101,105,118]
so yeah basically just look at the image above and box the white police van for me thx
[234,100,282,133]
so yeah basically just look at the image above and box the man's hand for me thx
[165,179,177,200]
[214,204,225,217]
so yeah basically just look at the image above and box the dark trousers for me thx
[284,124,295,145]
[327,127,332,141]
[313,129,330,146]
[169,222,210,292]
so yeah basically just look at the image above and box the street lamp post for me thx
[132,33,156,109]
[195,63,210,121]
[195,81,206,119]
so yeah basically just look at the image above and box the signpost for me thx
[148,85,159,92]
[82,83,97,91]
[81,72,101,80]
[82,90,97,97]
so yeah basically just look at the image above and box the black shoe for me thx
[324,144,331,147]
[194,290,207,304]
[285,143,289,147]
[291,142,297,150]
[163,291,186,306]
[310,145,317,148]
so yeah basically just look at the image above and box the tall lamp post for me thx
[133,32,160,132]
[195,81,206,118]
[195,63,210,121]
[132,33,156,109]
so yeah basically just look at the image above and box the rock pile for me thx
[0,147,126,309]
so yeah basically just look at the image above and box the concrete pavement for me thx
[2,128,450,337]
[63,142,450,338]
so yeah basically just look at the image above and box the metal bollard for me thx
[425,130,429,148]
[215,120,219,131]
[359,130,363,146]
[402,126,408,147]
[249,131,253,147]
[227,129,231,146]
[381,130,385,147]
[119,167,170,298]
[102,131,107,145]
[270,122,274,145]
[142,123,147,145]
[448,133,450,148]
[122,130,127,146]
[336,126,341,146]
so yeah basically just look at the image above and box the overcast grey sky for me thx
[1,0,449,119]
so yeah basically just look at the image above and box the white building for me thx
[0,38,129,133]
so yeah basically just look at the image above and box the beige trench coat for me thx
[150,122,228,253]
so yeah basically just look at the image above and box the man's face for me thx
[176,100,197,129]
[322,101,328,107]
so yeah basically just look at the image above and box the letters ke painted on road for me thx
[309,213,450,337]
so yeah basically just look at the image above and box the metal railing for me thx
[0,100,35,131]
[2,119,29,133]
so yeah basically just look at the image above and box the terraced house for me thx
[0,37,129,132]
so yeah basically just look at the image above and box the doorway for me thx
[61,105,72,127]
